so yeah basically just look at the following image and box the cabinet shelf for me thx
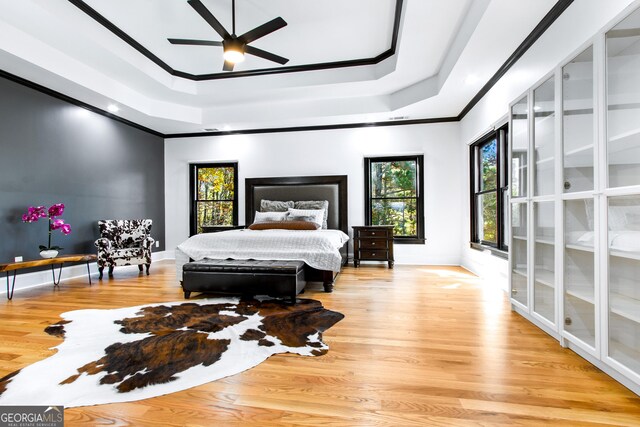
[564,144,594,168]
[513,268,527,278]
[610,293,640,324]
[565,287,595,304]
[609,340,640,373]
[565,243,595,252]
[609,249,640,260]
[536,156,554,166]
[533,267,555,288]
[565,144,594,157]
[535,238,554,245]
[608,128,640,154]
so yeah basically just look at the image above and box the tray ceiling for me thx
[0,0,563,134]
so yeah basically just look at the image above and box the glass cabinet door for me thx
[606,9,640,188]
[533,201,555,323]
[564,198,596,347]
[534,77,556,196]
[563,46,594,193]
[607,195,640,374]
[511,202,528,306]
[511,97,528,198]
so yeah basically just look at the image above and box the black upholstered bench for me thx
[182,259,306,303]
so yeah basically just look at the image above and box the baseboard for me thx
[0,251,173,299]
[151,250,173,261]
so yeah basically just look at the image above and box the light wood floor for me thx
[1,261,640,426]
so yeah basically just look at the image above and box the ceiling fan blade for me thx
[239,17,287,44]
[188,0,231,40]
[245,45,289,65]
[168,38,223,46]
[223,60,235,72]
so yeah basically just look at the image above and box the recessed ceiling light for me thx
[533,105,542,111]
[107,104,119,113]
[222,125,231,131]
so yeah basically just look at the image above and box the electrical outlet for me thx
[14,256,23,262]
[155,240,160,248]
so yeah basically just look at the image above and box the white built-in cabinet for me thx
[509,3,640,395]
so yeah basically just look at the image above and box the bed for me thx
[175,175,349,292]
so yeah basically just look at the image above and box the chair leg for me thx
[145,264,150,275]
[108,266,114,277]
[98,267,104,280]
[138,264,144,272]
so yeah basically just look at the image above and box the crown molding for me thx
[67,0,404,81]
[2,0,573,138]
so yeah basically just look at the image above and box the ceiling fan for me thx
[168,0,289,72]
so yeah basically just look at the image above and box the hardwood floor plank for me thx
[0,261,638,426]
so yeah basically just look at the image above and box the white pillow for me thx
[287,208,324,227]
[253,211,289,224]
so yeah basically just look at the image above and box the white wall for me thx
[459,0,638,289]
[165,123,462,265]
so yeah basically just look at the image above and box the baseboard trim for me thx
[0,251,173,298]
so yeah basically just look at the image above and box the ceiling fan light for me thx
[223,48,245,63]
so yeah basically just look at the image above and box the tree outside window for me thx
[365,155,425,243]
[470,125,509,252]
[190,163,238,235]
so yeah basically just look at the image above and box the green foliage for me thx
[478,140,498,243]
[481,140,497,191]
[371,161,418,237]
[480,193,497,243]
[196,167,235,233]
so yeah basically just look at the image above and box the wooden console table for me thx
[0,254,97,300]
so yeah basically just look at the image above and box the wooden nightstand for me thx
[352,225,394,268]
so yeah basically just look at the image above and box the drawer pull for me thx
[372,253,376,256]
[372,232,376,235]
[372,242,376,246]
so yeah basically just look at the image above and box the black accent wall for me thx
[0,76,165,266]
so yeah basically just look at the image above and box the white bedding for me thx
[175,229,349,280]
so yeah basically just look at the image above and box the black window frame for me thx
[189,162,239,236]
[364,155,425,244]
[469,124,509,256]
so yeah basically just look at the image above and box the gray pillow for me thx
[253,211,289,223]
[260,200,294,212]
[294,200,329,229]
[288,215,315,222]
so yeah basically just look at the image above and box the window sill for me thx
[201,225,244,234]
[469,242,508,259]
[394,237,426,245]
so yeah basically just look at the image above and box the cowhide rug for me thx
[0,297,343,408]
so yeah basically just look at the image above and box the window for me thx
[364,155,425,243]
[470,124,509,253]
[189,163,238,235]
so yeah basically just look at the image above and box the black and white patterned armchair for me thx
[94,219,155,279]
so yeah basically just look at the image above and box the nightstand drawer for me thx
[359,238,388,249]
[359,250,389,260]
[357,229,390,238]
